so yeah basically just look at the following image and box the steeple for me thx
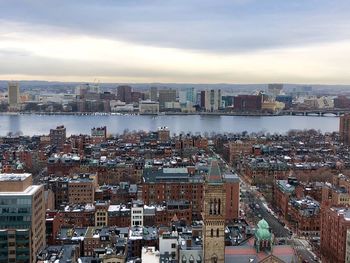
[203,160,226,263]
[207,159,222,184]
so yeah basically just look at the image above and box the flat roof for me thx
[0,173,31,182]
[0,185,42,196]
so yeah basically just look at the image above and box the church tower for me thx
[203,160,226,263]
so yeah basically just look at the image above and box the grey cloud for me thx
[0,0,350,52]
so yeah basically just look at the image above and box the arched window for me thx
[216,228,219,237]
[211,229,214,237]
[213,199,217,215]
[218,199,221,215]
[209,199,213,215]
[211,254,218,263]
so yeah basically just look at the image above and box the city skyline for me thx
[1,0,350,84]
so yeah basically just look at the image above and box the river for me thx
[0,114,339,136]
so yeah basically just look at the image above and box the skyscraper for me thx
[268,83,283,97]
[117,85,132,103]
[8,82,20,106]
[149,86,158,102]
[0,173,46,263]
[158,89,176,110]
[203,89,222,112]
[340,114,350,145]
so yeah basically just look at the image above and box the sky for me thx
[0,0,350,84]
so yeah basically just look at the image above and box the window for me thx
[211,229,213,237]
[171,243,176,248]
[216,229,219,237]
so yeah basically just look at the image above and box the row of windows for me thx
[0,207,30,214]
[0,199,31,206]
[0,216,31,222]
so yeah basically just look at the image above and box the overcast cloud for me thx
[1,0,350,83]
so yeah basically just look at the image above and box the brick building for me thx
[233,95,262,111]
[223,140,253,165]
[321,207,350,263]
[273,179,295,219]
[340,114,350,145]
[50,125,66,152]
[224,173,240,221]
[288,197,320,236]
[142,167,204,220]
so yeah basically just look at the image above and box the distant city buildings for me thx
[267,83,283,97]
[233,94,262,112]
[117,85,132,104]
[202,89,222,112]
[139,100,159,114]
[149,86,158,102]
[340,114,350,145]
[5,82,350,116]
[158,89,177,110]
[8,82,20,107]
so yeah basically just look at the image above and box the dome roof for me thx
[257,219,269,229]
[255,219,272,240]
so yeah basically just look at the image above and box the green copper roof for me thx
[255,219,272,241]
[208,159,222,184]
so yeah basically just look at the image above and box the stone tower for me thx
[203,160,226,263]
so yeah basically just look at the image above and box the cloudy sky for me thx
[1,0,350,84]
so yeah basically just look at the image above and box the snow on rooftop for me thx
[108,205,121,212]
[0,173,31,181]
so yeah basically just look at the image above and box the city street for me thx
[213,149,321,262]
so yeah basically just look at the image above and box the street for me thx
[211,147,321,262]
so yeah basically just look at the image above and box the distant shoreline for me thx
[0,111,340,117]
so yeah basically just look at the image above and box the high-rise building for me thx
[158,89,176,110]
[267,83,283,97]
[200,91,206,109]
[117,85,132,103]
[49,125,66,151]
[335,96,350,109]
[203,160,226,263]
[203,89,222,112]
[340,114,350,145]
[0,173,46,263]
[8,82,20,106]
[321,206,350,263]
[224,173,240,221]
[149,87,158,102]
[179,87,195,104]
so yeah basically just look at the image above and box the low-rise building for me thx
[289,197,320,236]
[139,100,159,114]
[273,179,295,219]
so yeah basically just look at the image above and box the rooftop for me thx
[290,197,320,217]
[331,207,350,221]
[0,184,42,196]
[0,173,31,182]
[276,180,295,193]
